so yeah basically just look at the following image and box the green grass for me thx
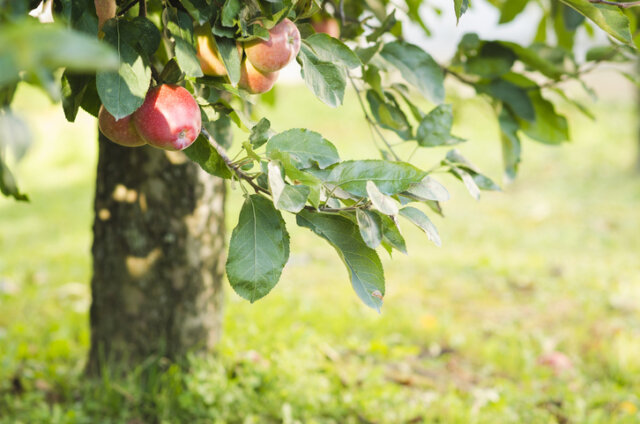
[1,82,640,423]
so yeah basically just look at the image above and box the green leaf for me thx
[356,209,383,249]
[327,160,427,197]
[61,72,89,122]
[499,42,565,79]
[476,79,535,122]
[454,0,469,23]
[450,167,480,200]
[268,161,310,213]
[250,118,271,148]
[499,0,528,24]
[183,135,232,179]
[305,34,362,69]
[416,104,460,147]
[221,0,242,27]
[174,38,204,78]
[377,212,407,254]
[366,90,412,140]
[97,21,151,120]
[404,176,450,202]
[366,181,399,216]
[132,17,162,57]
[558,0,631,44]
[299,44,346,108]
[380,41,444,104]
[297,210,385,311]
[226,195,290,303]
[0,155,28,201]
[268,150,323,208]
[498,108,521,182]
[465,42,516,78]
[399,207,441,247]
[266,128,340,169]
[217,36,241,85]
[518,91,569,145]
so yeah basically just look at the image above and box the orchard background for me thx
[2,0,640,422]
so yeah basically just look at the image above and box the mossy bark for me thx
[87,133,225,373]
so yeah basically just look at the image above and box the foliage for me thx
[0,0,639,309]
[1,88,640,422]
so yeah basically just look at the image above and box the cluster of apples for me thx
[196,18,301,94]
[99,18,303,151]
[98,84,201,150]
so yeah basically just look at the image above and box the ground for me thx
[1,79,639,423]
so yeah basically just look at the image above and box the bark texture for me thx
[87,133,225,373]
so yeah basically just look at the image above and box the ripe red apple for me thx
[98,106,146,147]
[238,59,279,94]
[244,18,301,73]
[311,17,340,38]
[133,84,201,151]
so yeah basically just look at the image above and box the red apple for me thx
[133,84,201,151]
[244,18,301,73]
[98,106,146,147]
[311,17,340,38]
[238,59,279,94]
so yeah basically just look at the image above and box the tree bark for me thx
[87,133,226,373]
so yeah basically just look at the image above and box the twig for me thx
[588,0,640,7]
[347,73,401,161]
[117,0,138,16]
[139,0,147,17]
[200,129,372,214]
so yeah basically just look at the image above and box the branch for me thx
[588,0,640,7]
[117,0,138,16]
[200,129,371,214]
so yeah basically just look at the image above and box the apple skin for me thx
[94,0,116,36]
[98,106,146,147]
[238,59,279,94]
[311,17,340,38]
[244,18,301,73]
[194,24,227,77]
[133,85,202,151]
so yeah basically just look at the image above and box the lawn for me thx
[1,79,640,423]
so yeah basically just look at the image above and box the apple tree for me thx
[1,0,639,370]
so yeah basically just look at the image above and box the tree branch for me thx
[117,0,138,16]
[588,0,640,8]
[200,129,372,214]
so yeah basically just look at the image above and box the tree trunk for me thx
[87,133,226,373]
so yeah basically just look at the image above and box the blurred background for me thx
[2,2,640,423]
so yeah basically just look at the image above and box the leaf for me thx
[380,41,444,104]
[268,150,323,208]
[305,34,362,69]
[268,161,310,213]
[454,0,469,23]
[97,21,151,119]
[0,154,28,201]
[356,209,383,249]
[132,17,162,57]
[174,37,204,78]
[61,72,89,122]
[405,176,450,201]
[297,210,385,311]
[476,79,534,122]
[366,90,412,140]
[450,167,480,200]
[399,207,441,247]
[266,128,340,169]
[217,36,242,85]
[328,160,427,197]
[377,213,407,254]
[498,108,521,183]
[366,181,399,216]
[250,118,271,148]
[499,42,565,79]
[183,135,232,178]
[226,195,290,303]
[299,44,346,108]
[518,91,569,144]
[465,42,516,78]
[416,104,460,147]
[558,0,631,44]
[499,0,528,24]
[221,0,242,27]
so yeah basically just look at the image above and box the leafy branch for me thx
[587,0,640,7]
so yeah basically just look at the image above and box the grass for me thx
[1,80,640,423]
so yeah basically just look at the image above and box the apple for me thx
[311,17,340,38]
[98,106,146,147]
[94,0,116,36]
[133,84,201,151]
[194,24,227,77]
[244,18,301,73]
[238,59,279,94]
